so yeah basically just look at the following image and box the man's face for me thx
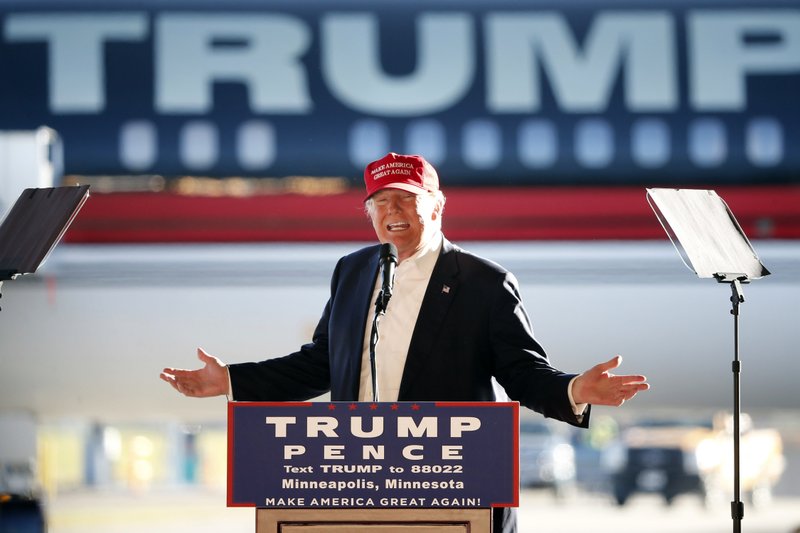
[368,188,439,261]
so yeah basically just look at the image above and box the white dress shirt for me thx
[358,233,443,401]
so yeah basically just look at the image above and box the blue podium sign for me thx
[227,402,519,509]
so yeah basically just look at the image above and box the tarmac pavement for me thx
[45,486,800,533]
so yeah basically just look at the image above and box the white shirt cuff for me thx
[225,366,233,401]
[567,376,588,416]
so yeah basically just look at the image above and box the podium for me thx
[228,402,519,532]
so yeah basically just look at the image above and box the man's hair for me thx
[364,190,446,220]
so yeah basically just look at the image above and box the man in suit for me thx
[161,152,649,532]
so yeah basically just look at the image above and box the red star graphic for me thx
[390,404,399,410]
[328,404,336,410]
[369,403,379,410]
[348,403,358,410]
[411,404,421,410]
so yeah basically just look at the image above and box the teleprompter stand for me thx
[647,188,770,533]
[0,186,90,310]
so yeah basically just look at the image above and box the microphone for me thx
[376,243,398,313]
[369,242,398,401]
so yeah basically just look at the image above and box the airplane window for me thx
[631,118,670,168]
[462,119,501,169]
[120,120,157,172]
[688,118,726,167]
[180,120,219,171]
[518,120,557,168]
[575,119,613,168]
[404,119,446,166]
[237,120,276,171]
[349,119,390,169]
[746,117,783,167]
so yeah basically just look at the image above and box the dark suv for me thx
[604,415,785,507]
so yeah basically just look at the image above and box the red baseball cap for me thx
[363,152,440,201]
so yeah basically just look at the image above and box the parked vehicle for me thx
[519,419,577,499]
[0,414,46,533]
[604,413,785,507]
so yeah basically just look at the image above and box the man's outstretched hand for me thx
[572,355,649,407]
[160,348,229,398]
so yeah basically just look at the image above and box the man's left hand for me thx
[572,355,649,406]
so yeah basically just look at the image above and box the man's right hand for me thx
[160,347,230,398]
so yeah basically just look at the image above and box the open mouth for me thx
[387,222,410,232]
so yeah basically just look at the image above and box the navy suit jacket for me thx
[229,238,589,429]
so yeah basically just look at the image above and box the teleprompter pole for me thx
[0,270,19,312]
[715,273,748,533]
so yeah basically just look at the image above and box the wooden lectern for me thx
[228,402,519,533]
[256,508,490,532]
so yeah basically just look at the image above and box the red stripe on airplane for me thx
[63,186,800,243]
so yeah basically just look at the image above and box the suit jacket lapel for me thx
[398,238,460,398]
[344,249,381,400]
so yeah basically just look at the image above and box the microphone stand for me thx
[369,289,391,402]
[369,242,397,403]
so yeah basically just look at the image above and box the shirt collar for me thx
[400,231,443,276]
